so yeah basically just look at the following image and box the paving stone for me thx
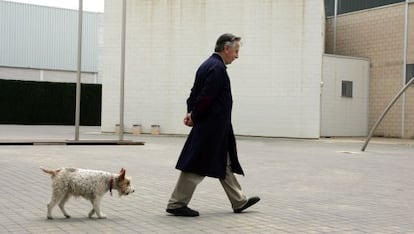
[0,126,413,233]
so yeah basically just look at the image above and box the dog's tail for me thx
[40,167,59,177]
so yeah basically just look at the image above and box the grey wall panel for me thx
[0,1,100,72]
[325,0,405,16]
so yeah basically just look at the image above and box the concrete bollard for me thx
[151,125,160,135]
[132,124,141,135]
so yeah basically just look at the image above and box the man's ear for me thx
[224,44,230,52]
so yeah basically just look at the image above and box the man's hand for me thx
[184,113,193,127]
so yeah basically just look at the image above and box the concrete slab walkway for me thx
[0,125,413,233]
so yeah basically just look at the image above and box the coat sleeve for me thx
[189,67,226,123]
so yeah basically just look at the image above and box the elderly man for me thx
[166,33,260,217]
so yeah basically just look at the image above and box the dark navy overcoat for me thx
[175,53,244,179]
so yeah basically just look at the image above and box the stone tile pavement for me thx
[0,125,413,233]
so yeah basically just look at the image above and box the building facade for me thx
[0,1,102,84]
[325,1,414,138]
[0,1,103,125]
[101,0,326,138]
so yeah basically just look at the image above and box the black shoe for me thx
[166,206,199,217]
[233,196,260,213]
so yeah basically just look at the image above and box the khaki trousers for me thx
[167,157,247,210]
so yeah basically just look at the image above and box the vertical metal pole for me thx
[119,0,127,141]
[333,0,338,54]
[75,0,83,141]
[401,0,409,138]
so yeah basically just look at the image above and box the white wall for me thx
[320,54,370,137]
[102,0,325,138]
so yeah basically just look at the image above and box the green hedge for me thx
[0,79,101,125]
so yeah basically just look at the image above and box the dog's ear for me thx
[119,168,126,180]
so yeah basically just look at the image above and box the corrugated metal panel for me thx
[0,1,100,72]
[325,0,405,16]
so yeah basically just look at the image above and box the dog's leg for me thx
[88,200,95,218]
[47,192,61,219]
[88,208,95,218]
[92,196,106,219]
[47,202,56,219]
[58,193,71,218]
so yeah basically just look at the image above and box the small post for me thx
[115,124,121,134]
[151,125,160,135]
[132,124,141,135]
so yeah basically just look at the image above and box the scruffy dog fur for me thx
[41,167,134,219]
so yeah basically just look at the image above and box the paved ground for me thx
[0,125,413,233]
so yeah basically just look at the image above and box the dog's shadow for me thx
[42,216,123,222]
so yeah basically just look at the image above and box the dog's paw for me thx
[97,215,107,219]
[88,209,95,218]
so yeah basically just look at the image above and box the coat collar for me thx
[212,53,227,68]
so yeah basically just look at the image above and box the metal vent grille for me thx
[342,80,353,98]
[406,64,414,84]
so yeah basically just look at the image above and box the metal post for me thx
[361,77,414,151]
[401,0,409,138]
[333,0,338,54]
[119,0,127,141]
[74,0,83,141]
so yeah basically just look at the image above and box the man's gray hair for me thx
[214,33,241,52]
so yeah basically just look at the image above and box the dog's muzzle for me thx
[126,188,135,195]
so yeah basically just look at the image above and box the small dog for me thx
[41,167,134,219]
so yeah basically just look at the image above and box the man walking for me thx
[166,33,260,217]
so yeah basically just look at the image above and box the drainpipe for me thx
[119,0,127,141]
[401,0,409,138]
[333,0,338,54]
[74,0,83,141]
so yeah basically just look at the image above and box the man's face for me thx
[222,41,240,65]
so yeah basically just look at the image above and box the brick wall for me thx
[326,3,414,138]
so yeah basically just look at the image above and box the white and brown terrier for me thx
[41,167,134,219]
